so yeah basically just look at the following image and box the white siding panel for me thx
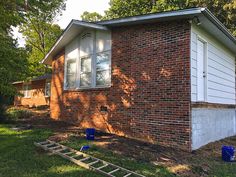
[65,38,79,59]
[80,30,94,57]
[191,24,235,104]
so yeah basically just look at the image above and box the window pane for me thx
[80,73,91,87]
[45,82,51,96]
[96,70,110,86]
[67,60,76,74]
[96,53,109,71]
[66,74,76,88]
[81,57,91,72]
[66,59,76,89]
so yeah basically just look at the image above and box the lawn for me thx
[0,124,174,177]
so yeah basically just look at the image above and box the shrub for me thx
[5,107,32,120]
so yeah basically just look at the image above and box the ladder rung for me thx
[48,146,61,150]
[88,160,100,165]
[40,141,50,145]
[71,154,83,158]
[108,168,120,174]
[55,147,66,152]
[97,164,108,170]
[123,173,132,177]
[45,144,55,147]
[79,157,90,162]
[63,151,74,155]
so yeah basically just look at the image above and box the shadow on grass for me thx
[61,136,175,177]
[0,124,103,177]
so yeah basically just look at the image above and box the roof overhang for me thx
[41,20,109,65]
[42,8,236,65]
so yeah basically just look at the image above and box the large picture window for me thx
[64,30,111,90]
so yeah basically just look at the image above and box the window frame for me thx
[64,58,77,90]
[45,81,51,97]
[22,83,31,98]
[64,30,111,90]
[196,35,208,102]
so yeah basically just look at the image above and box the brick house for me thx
[41,8,236,151]
[13,74,51,107]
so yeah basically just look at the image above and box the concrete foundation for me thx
[192,108,236,150]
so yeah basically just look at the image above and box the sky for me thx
[13,0,110,47]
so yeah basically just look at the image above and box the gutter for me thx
[98,8,203,26]
[201,8,236,45]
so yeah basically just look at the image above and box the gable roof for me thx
[42,7,236,65]
[12,74,52,85]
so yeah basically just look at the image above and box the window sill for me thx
[45,96,50,98]
[64,85,111,92]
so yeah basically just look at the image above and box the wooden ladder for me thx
[34,140,146,177]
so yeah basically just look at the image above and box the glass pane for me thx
[45,83,51,96]
[96,70,110,86]
[81,57,91,72]
[96,53,109,70]
[67,60,76,74]
[66,74,76,88]
[80,73,91,87]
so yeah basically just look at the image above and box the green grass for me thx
[0,124,103,177]
[62,136,174,177]
[0,124,174,177]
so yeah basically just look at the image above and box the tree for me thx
[21,22,62,77]
[20,0,66,78]
[102,0,236,37]
[0,1,28,97]
[81,11,103,22]
[104,0,155,19]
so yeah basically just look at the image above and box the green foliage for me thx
[20,0,66,78]
[0,1,28,97]
[21,23,62,77]
[5,107,32,120]
[81,11,103,22]
[99,0,236,37]
[105,0,154,19]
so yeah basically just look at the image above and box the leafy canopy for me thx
[0,1,28,96]
[81,0,236,36]
[20,0,66,78]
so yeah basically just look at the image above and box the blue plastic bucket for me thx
[222,146,235,162]
[86,128,95,140]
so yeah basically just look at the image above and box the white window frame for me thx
[196,35,208,102]
[23,83,31,98]
[64,29,111,90]
[45,81,51,97]
[64,58,77,90]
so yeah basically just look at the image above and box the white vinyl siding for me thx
[64,29,111,90]
[191,24,235,104]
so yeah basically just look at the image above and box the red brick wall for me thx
[51,20,191,150]
[14,79,50,107]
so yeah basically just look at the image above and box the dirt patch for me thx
[14,107,236,177]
